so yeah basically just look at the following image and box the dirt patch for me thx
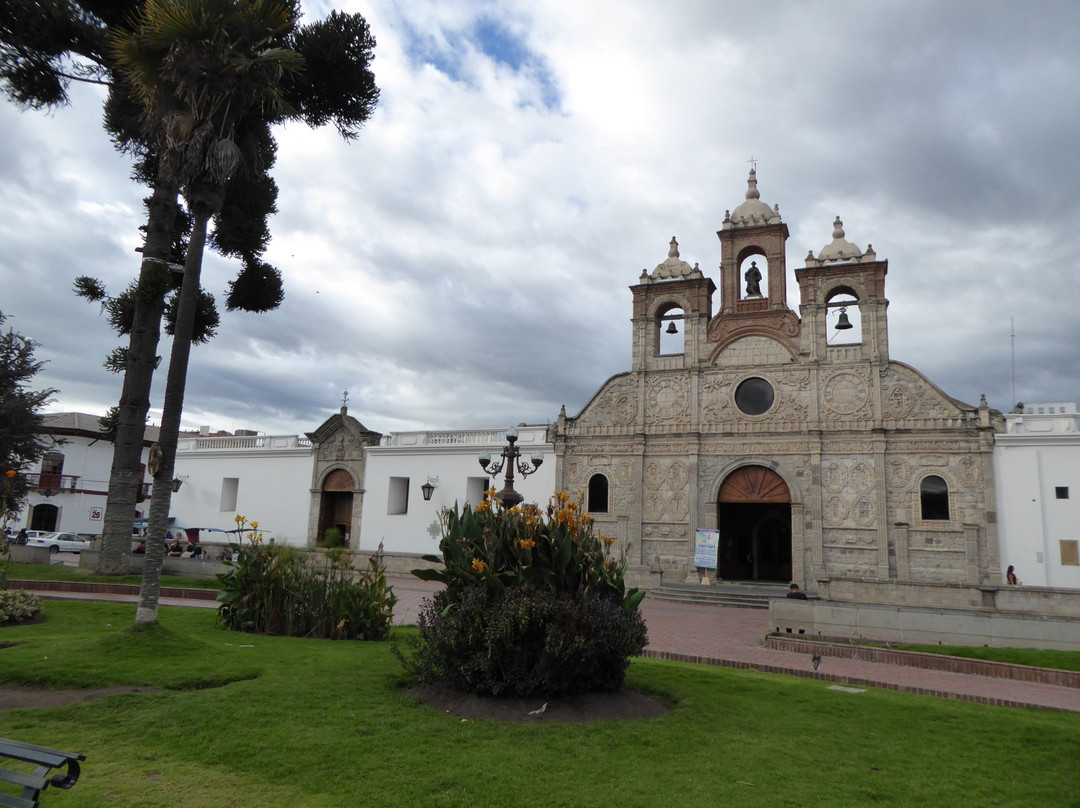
[0,685,160,710]
[405,684,668,722]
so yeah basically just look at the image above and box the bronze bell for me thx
[666,321,678,334]
[835,306,853,330]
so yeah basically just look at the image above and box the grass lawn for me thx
[4,562,221,590]
[0,601,1076,807]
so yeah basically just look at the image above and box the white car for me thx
[27,532,91,554]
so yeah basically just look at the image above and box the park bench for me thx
[0,737,85,808]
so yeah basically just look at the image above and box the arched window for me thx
[920,476,949,521]
[587,474,609,513]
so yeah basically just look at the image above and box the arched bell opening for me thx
[657,303,685,355]
[825,288,862,345]
[716,466,792,582]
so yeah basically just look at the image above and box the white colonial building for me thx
[994,403,1080,589]
[169,428,316,543]
[360,425,556,556]
[15,413,158,536]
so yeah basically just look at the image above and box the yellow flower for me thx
[235,514,245,523]
[250,521,259,529]
[519,539,536,550]
[471,558,487,573]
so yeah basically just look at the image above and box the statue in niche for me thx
[744,261,762,296]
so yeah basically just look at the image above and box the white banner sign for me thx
[694,529,719,569]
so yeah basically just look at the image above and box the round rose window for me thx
[734,377,775,416]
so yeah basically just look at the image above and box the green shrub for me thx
[403,491,648,697]
[217,540,396,640]
[317,527,346,548]
[0,589,42,624]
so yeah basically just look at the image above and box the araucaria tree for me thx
[0,311,57,517]
[108,0,378,624]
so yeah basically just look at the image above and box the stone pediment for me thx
[306,407,381,446]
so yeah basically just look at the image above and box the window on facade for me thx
[40,451,64,488]
[919,476,949,521]
[1061,540,1080,567]
[466,476,489,507]
[734,377,775,416]
[1055,486,1069,499]
[219,477,239,511]
[588,474,609,513]
[388,477,409,515]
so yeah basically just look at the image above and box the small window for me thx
[388,477,409,515]
[587,474,609,513]
[920,476,949,521]
[219,477,239,511]
[466,476,489,506]
[1055,487,1069,499]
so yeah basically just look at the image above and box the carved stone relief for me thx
[701,374,733,424]
[822,370,871,418]
[883,384,914,419]
[641,458,690,522]
[320,432,359,461]
[956,455,982,488]
[821,456,879,529]
[646,377,689,421]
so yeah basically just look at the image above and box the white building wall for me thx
[15,429,154,537]
[994,404,1080,589]
[361,426,556,555]
[172,434,314,545]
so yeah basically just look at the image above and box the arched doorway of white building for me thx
[318,468,355,547]
[716,465,792,582]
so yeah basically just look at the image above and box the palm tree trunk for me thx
[135,201,209,624]
[97,178,179,575]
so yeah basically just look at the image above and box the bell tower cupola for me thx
[795,215,890,363]
[708,169,802,360]
[630,237,716,372]
[716,169,790,316]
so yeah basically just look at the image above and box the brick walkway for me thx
[27,576,1080,713]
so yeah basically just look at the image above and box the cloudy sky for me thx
[2,0,1078,437]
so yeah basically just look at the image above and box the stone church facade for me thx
[551,171,1003,599]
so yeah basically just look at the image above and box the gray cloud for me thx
[3,0,1077,438]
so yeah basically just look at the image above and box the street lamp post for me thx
[478,427,544,509]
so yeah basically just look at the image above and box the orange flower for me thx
[4,470,16,478]
[518,539,536,550]
[471,558,487,573]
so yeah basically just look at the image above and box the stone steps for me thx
[646,584,788,610]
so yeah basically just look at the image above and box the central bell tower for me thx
[709,170,802,358]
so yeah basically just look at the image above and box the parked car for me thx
[27,532,91,554]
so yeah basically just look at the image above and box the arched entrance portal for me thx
[717,466,792,582]
[318,469,356,547]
